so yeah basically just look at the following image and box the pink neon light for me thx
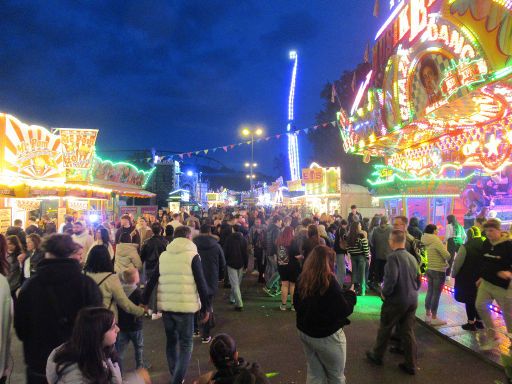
[375,1,405,40]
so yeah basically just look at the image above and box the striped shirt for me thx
[347,237,370,258]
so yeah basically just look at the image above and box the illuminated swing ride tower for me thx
[287,50,300,181]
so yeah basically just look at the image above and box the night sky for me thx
[0,1,383,179]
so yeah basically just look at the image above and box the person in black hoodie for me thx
[140,222,168,283]
[115,214,141,248]
[223,225,248,312]
[20,233,45,284]
[194,333,269,384]
[25,217,42,237]
[14,234,102,384]
[475,219,512,350]
[453,225,485,331]
[294,245,356,384]
[194,224,226,342]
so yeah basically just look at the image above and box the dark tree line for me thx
[307,62,376,185]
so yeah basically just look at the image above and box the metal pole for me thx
[250,133,254,192]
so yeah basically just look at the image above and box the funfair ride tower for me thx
[287,51,300,181]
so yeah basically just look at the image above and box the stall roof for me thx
[0,177,112,199]
[111,186,155,198]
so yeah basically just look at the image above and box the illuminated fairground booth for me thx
[338,0,512,230]
[0,113,154,231]
[290,163,343,214]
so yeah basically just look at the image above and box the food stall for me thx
[338,0,512,230]
[0,113,155,229]
[0,113,111,227]
[290,162,344,214]
[88,156,155,220]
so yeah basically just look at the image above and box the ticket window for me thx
[430,198,453,237]
[385,199,403,218]
[408,198,428,230]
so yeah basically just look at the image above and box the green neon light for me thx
[367,172,475,186]
[94,156,152,173]
[491,65,512,80]
[92,156,156,189]
[370,163,466,179]
[376,194,460,199]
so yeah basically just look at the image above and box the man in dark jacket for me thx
[248,218,266,283]
[347,205,363,226]
[140,222,168,283]
[371,216,393,284]
[194,224,226,342]
[264,216,282,286]
[366,230,421,376]
[14,234,102,384]
[224,225,248,311]
[25,217,42,237]
[6,219,26,248]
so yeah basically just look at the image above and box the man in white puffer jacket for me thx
[142,225,210,384]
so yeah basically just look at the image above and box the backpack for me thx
[411,238,428,274]
[277,245,289,266]
[335,227,348,253]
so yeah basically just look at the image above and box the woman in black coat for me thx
[452,226,485,331]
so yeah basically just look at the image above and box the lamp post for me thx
[241,127,263,192]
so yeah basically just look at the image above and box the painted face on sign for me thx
[421,66,439,98]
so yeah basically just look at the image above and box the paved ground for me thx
[416,280,510,367]
[10,272,508,384]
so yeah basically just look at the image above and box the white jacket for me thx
[157,238,201,313]
[114,243,142,274]
[46,345,144,384]
[72,232,94,255]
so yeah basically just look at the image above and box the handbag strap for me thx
[97,273,114,287]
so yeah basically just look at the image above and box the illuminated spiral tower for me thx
[287,50,300,181]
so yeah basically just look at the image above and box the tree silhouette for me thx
[307,62,375,185]
[273,152,288,179]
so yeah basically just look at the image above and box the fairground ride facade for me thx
[338,0,512,230]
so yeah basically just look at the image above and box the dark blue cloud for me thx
[0,0,379,179]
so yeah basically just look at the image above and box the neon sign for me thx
[396,0,440,43]
[397,53,411,120]
[440,58,488,97]
[423,16,476,59]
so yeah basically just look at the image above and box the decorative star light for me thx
[485,134,501,156]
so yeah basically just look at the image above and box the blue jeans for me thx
[299,328,346,384]
[335,254,346,287]
[265,253,277,283]
[351,256,368,291]
[116,329,144,371]
[228,266,244,307]
[162,312,194,384]
[425,270,446,314]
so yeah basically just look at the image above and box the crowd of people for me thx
[0,203,510,383]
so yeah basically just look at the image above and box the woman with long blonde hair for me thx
[294,245,356,384]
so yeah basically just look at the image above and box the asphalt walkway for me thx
[9,271,508,383]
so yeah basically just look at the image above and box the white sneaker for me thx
[480,338,500,351]
[425,314,432,324]
[430,318,447,326]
